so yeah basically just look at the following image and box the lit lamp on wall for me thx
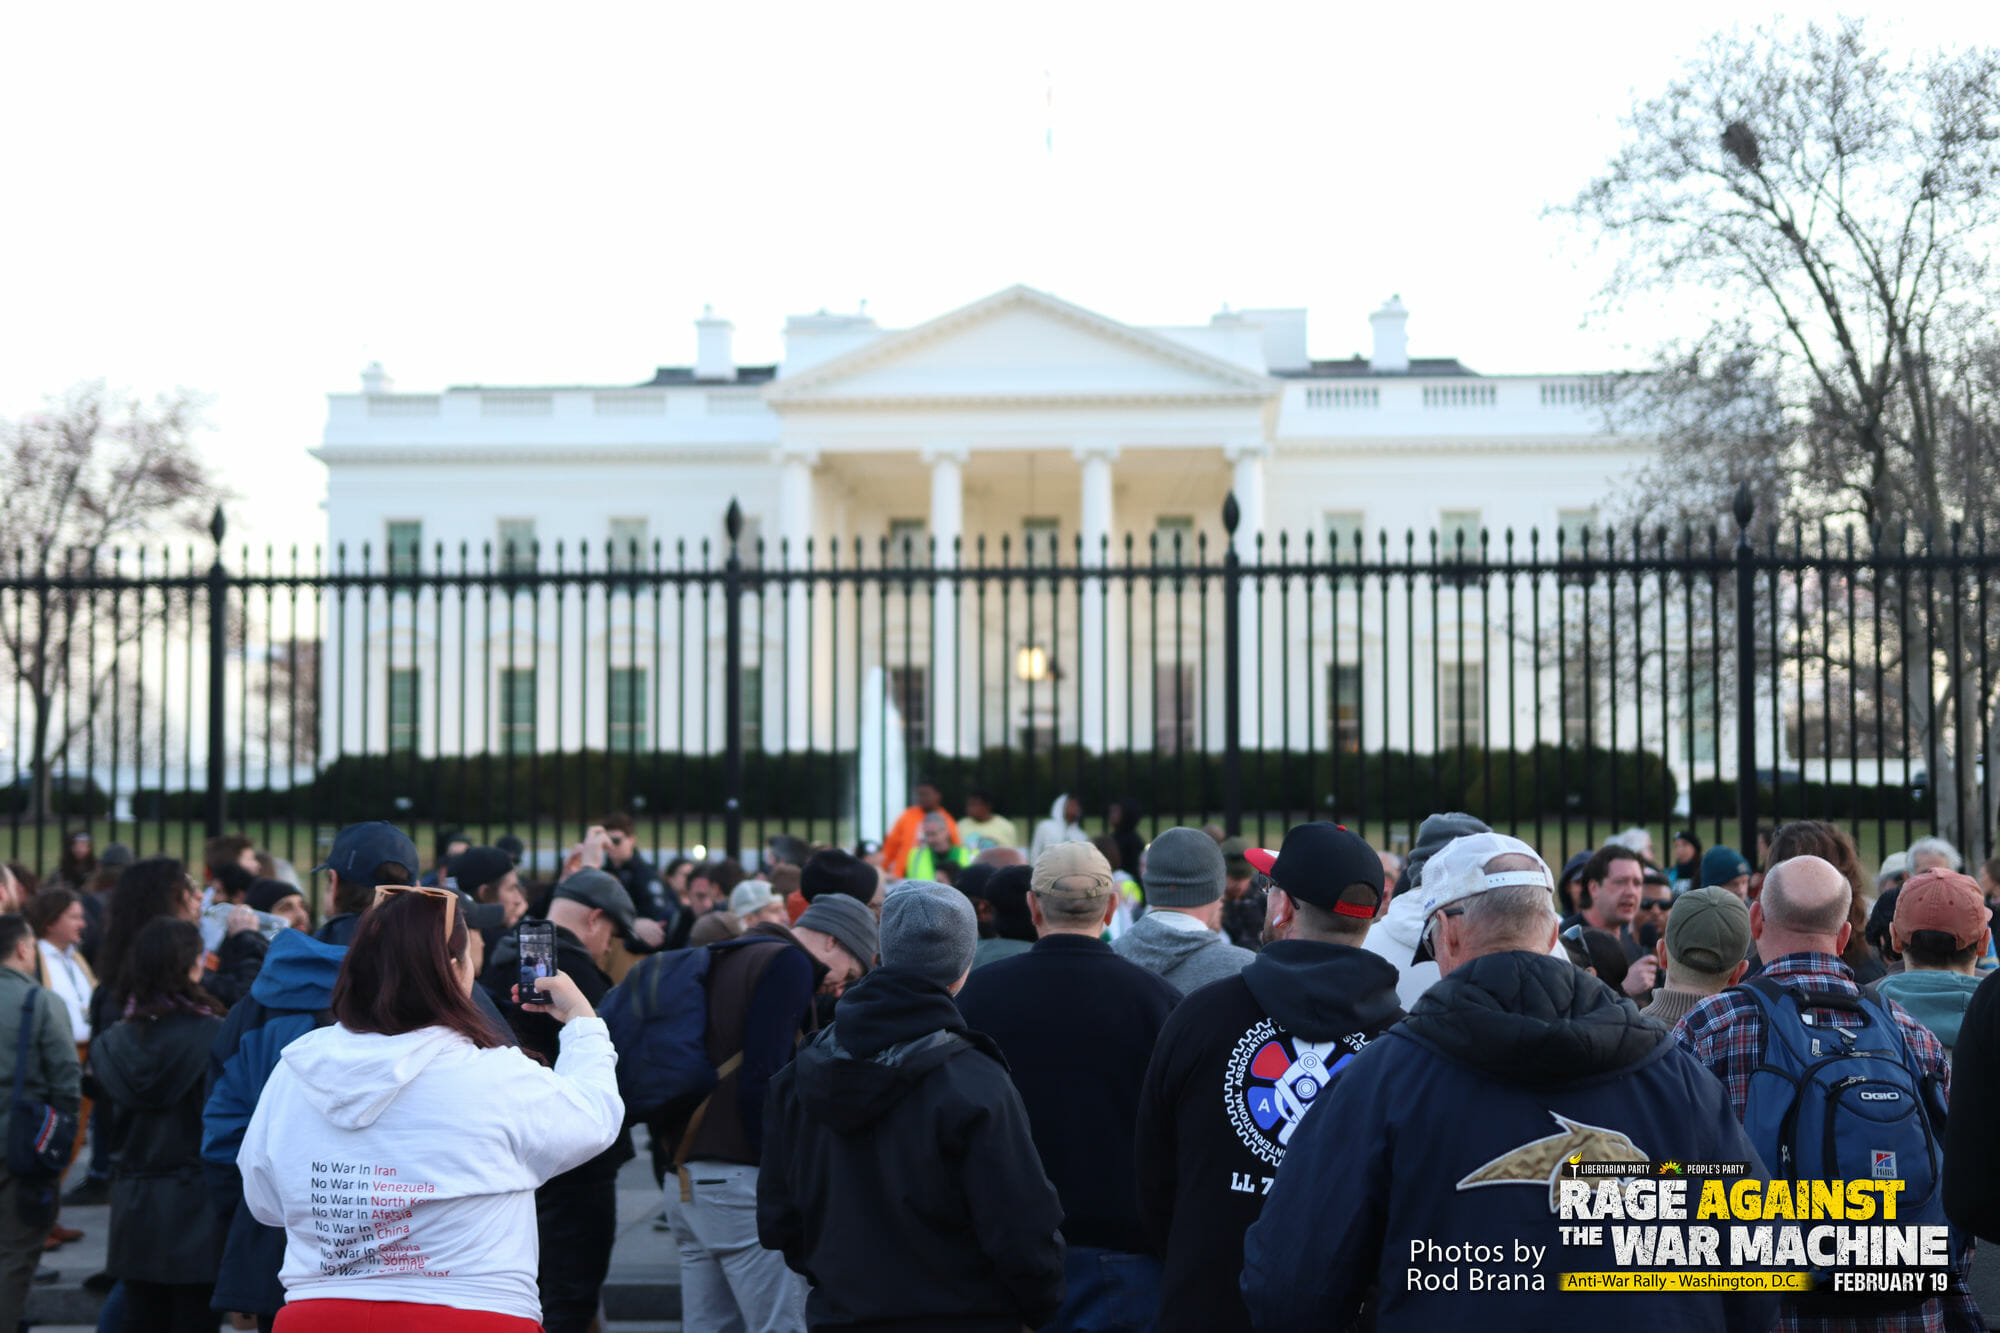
[1015,644,1052,683]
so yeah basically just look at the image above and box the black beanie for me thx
[801,848,878,904]
[452,846,516,897]
[245,878,302,915]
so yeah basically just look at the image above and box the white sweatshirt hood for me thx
[281,1023,468,1130]
[1360,891,1435,1007]
[1361,883,1574,1011]
[1366,889,1428,962]
[239,1017,623,1323]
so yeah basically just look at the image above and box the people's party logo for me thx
[1224,1021,1365,1166]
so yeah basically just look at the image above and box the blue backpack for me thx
[598,937,774,1195]
[1735,976,1948,1306]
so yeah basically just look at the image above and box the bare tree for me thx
[1561,18,2000,851]
[0,382,223,817]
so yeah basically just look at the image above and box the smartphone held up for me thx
[516,920,557,1007]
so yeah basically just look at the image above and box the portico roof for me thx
[764,284,1279,410]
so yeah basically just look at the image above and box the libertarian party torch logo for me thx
[1224,1021,1365,1167]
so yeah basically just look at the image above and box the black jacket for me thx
[1946,968,2000,1241]
[759,967,1066,1332]
[91,1009,226,1285]
[483,922,634,1179]
[203,928,268,1007]
[955,933,1179,1253]
[90,929,265,1035]
[313,912,361,946]
[1134,940,1404,1333]
[610,852,678,927]
[1243,950,1776,1333]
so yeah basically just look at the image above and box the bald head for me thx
[1760,855,1852,938]
[975,846,1026,868]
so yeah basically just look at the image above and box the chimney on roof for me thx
[360,361,393,395]
[695,305,736,382]
[1368,295,1409,374]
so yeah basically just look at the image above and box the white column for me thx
[1076,442,1119,753]
[1225,441,1269,746]
[1225,440,1267,558]
[775,444,818,750]
[923,443,968,756]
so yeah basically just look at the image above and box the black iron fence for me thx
[1,488,1990,874]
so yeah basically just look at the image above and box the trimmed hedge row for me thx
[1688,777,1931,821]
[129,741,1677,827]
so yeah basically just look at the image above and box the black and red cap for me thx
[1244,822,1386,919]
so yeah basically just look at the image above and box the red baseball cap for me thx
[1892,869,1993,952]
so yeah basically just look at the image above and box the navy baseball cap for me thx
[311,821,420,888]
[1243,822,1386,919]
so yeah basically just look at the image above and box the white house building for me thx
[314,285,1662,787]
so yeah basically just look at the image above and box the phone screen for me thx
[517,921,557,1004]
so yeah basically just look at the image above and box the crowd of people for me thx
[1,796,1998,1331]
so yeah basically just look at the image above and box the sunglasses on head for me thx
[374,884,458,934]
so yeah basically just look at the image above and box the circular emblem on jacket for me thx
[1223,1020,1358,1167]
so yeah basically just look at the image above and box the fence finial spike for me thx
[725,499,744,542]
[1731,481,1754,530]
[1221,491,1240,535]
[209,505,227,545]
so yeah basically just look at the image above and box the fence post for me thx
[1221,492,1243,836]
[205,505,229,839]
[723,500,745,863]
[1732,483,1758,856]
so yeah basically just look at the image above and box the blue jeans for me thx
[1043,1247,1161,1333]
[94,1281,124,1333]
[85,1108,112,1182]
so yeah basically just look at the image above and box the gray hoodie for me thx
[1113,911,1255,994]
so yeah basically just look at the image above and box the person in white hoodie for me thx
[1028,793,1089,863]
[1361,812,1490,1009]
[1366,822,1568,1011]
[238,886,622,1333]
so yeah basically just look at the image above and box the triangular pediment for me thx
[765,285,1276,407]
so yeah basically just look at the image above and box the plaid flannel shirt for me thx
[1674,952,1980,1333]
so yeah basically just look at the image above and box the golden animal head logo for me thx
[1458,1113,1648,1210]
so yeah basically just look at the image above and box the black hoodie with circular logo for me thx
[1134,938,1405,1333]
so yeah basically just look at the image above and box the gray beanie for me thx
[880,880,977,988]
[1398,811,1491,896]
[795,892,879,973]
[1141,827,1227,907]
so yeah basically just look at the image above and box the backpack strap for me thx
[12,987,37,1105]
[669,935,797,1202]
[672,1051,744,1203]
[1850,982,1948,1132]
[1741,973,1871,1019]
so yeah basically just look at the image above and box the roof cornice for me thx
[770,389,1273,411]
[1275,433,1654,455]
[311,443,766,466]
[764,283,1279,404]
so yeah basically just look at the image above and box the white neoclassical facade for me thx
[319,284,1643,572]
[314,286,1657,774]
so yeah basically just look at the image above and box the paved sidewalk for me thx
[29,1154,684,1327]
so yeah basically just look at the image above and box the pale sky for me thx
[1,2,1989,554]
